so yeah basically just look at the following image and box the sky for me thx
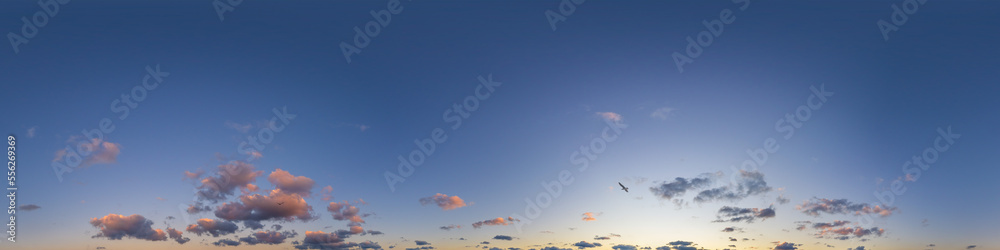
[1,0,999,250]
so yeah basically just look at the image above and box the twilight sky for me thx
[2,1,999,250]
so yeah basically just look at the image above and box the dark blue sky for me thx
[1,1,998,250]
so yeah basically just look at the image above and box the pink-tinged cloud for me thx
[596,112,623,122]
[54,138,122,168]
[185,218,238,237]
[797,198,896,217]
[195,161,264,202]
[183,170,204,180]
[328,201,365,223]
[582,212,598,221]
[419,193,469,210]
[268,169,315,197]
[321,186,334,201]
[214,189,316,222]
[89,214,167,241]
[472,217,519,228]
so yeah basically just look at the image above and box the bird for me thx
[618,182,629,192]
[277,202,284,205]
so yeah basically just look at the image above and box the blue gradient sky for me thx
[1,1,999,250]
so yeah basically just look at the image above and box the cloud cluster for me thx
[772,242,800,250]
[693,171,772,203]
[185,218,238,237]
[419,193,469,210]
[194,161,264,202]
[796,198,896,217]
[89,214,167,241]
[239,230,296,245]
[165,227,190,244]
[713,206,776,223]
[295,230,378,249]
[215,189,316,222]
[328,201,365,223]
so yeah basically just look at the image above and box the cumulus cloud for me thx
[213,239,240,246]
[773,242,799,250]
[165,227,190,244]
[328,201,365,223]
[797,198,896,217]
[296,230,376,250]
[194,161,264,202]
[415,240,431,245]
[268,168,315,197]
[721,227,743,233]
[419,193,469,210]
[89,214,167,241]
[185,218,238,237]
[53,138,121,168]
[573,241,602,249]
[612,245,638,250]
[493,235,513,241]
[713,206,776,223]
[582,212,598,221]
[472,217,519,228]
[693,171,772,203]
[650,176,712,199]
[215,189,316,222]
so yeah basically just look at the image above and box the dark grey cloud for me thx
[18,204,40,211]
[650,176,712,199]
[239,230,296,245]
[185,218,238,237]
[773,242,799,250]
[213,239,240,246]
[713,206,776,223]
[415,240,431,245]
[493,235,513,241]
[573,241,601,249]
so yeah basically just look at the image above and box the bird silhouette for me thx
[618,182,629,192]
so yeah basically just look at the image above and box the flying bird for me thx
[618,182,629,192]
